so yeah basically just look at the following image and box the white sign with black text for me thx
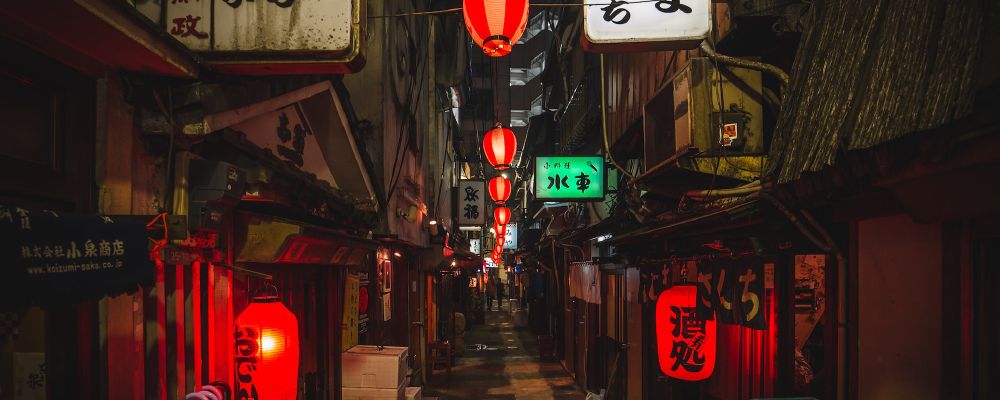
[457,180,486,225]
[582,0,711,50]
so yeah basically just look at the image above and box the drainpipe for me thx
[699,41,790,89]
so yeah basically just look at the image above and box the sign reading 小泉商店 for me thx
[581,0,711,51]
[0,205,154,306]
[159,0,364,74]
[534,156,606,201]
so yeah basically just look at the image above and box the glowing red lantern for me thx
[462,0,530,57]
[482,125,517,170]
[493,206,511,226]
[235,294,300,399]
[655,285,715,381]
[493,222,507,238]
[488,176,512,205]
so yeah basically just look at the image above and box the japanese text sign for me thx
[0,205,154,306]
[656,285,716,381]
[457,180,486,225]
[503,223,518,250]
[696,256,766,329]
[534,156,606,201]
[582,0,711,51]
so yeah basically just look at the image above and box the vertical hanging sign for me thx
[456,180,486,225]
[656,285,716,381]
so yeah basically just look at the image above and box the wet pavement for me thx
[424,307,586,400]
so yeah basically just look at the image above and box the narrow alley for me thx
[1,1,998,399]
[425,309,586,400]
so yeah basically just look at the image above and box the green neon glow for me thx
[533,156,606,201]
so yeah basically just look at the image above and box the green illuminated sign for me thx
[533,156,606,201]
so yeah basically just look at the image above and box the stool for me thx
[429,340,452,376]
[537,335,555,360]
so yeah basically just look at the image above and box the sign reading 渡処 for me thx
[0,205,154,306]
[534,156,606,201]
[582,0,711,52]
[457,180,486,225]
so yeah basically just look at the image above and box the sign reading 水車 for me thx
[457,180,486,225]
[534,156,606,201]
[582,0,711,51]
[0,205,154,306]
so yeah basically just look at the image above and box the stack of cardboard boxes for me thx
[342,345,420,400]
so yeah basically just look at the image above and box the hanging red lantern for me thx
[493,221,507,239]
[488,176,512,205]
[462,0,530,57]
[493,206,511,226]
[655,285,716,381]
[483,124,517,170]
[235,293,300,399]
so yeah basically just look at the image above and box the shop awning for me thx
[233,210,376,266]
[0,206,155,307]
[0,1,199,78]
[196,81,379,211]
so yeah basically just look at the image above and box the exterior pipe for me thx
[600,54,636,179]
[700,41,790,88]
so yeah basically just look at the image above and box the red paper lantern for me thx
[493,206,511,226]
[493,222,507,238]
[655,285,716,381]
[235,295,300,399]
[482,125,517,170]
[462,0,530,57]
[488,176,512,205]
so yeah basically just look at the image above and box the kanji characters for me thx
[170,15,209,39]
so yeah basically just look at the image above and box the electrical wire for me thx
[367,1,667,18]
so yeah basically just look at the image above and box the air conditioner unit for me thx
[643,57,765,181]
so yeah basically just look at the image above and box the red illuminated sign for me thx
[655,285,716,381]
[235,296,300,399]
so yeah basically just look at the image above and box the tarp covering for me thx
[767,0,989,182]
[568,262,601,304]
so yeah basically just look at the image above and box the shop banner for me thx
[342,272,360,351]
[696,256,766,329]
[0,205,154,306]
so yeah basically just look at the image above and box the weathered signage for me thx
[582,0,711,51]
[533,156,606,201]
[0,205,153,305]
[157,0,365,74]
[457,180,487,225]
[696,256,766,329]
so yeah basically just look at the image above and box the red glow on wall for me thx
[235,296,299,400]
[656,285,716,381]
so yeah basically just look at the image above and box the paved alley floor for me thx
[424,308,586,400]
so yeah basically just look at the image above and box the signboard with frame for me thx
[456,180,487,225]
[582,0,712,52]
[533,156,607,201]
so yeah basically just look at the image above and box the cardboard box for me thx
[404,386,422,400]
[342,383,405,400]
[343,345,409,389]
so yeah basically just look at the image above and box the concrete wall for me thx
[857,214,942,399]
